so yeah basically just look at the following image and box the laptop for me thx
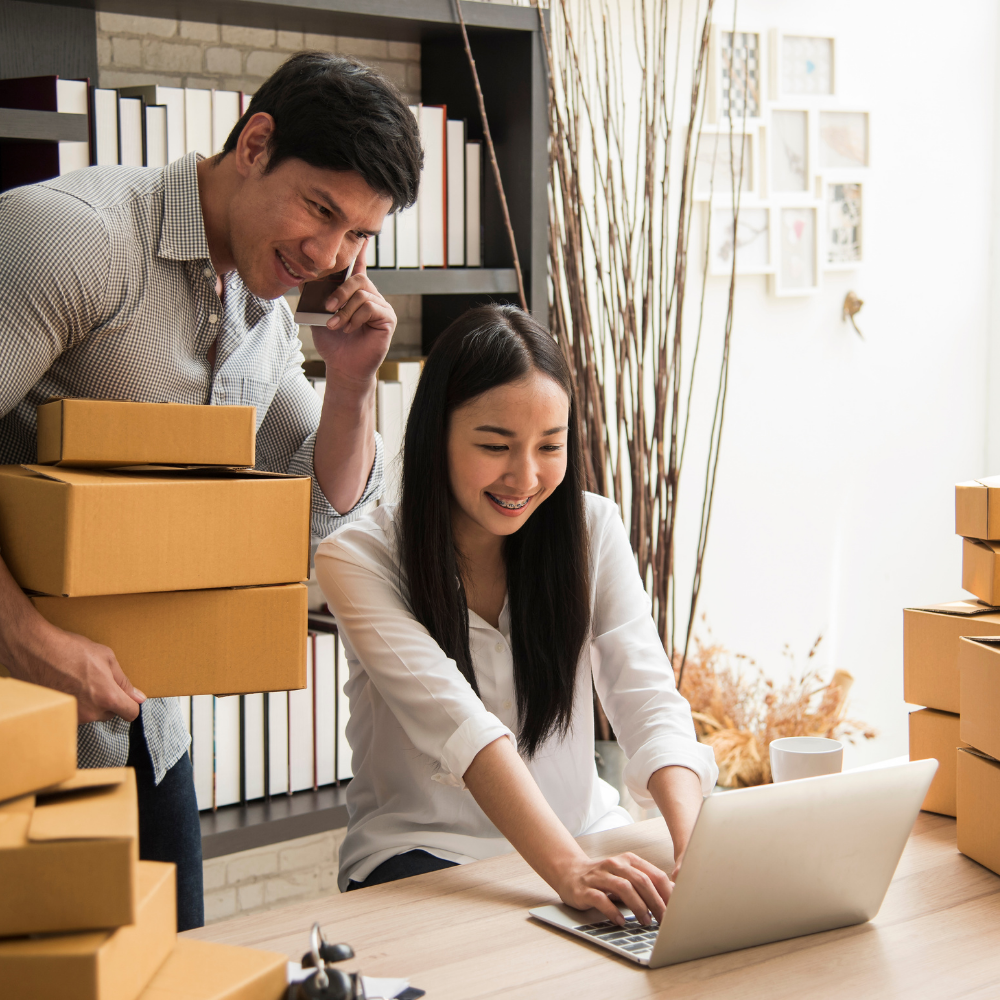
[529,758,937,968]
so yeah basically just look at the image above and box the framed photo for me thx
[824,181,863,268]
[772,32,835,98]
[693,128,756,201]
[706,204,772,276]
[769,108,810,195]
[707,26,767,125]
[819,110,869,169]
[771,204,820,296]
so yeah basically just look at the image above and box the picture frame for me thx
[818,110,869,169]
[692,126,758,202]
[771,204,821,296]
[705,203,773,276]
[770,31,836,99]
[707,25,767,126]
[768,106,812,197]
[823,180,863,269]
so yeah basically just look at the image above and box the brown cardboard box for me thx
[903,601,1000,713]
[961,537,1000,606]
[0,860,176,1000]
[36,399,256,468]
[956,747,1000,876]
[908,708,968,816]
[0,768,137,936]
[0,465,310,597]
[956,476,1000,539]
[958,635,1000,761]
[31,585,307,697]
[0,677,76,802]
[138,939,287,1000]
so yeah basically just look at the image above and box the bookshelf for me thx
[10,0,550,345]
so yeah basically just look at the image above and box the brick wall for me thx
[95,12,423,358]
[203,828,348,923]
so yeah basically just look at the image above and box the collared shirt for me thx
[0,154,382,783]
[315,492,719,890]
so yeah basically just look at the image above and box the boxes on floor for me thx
[0,465,310,597]
[957,636,1000,760]
[0,861,176,1000]
[0,768,138,936]
[36,398,256,468]
[908,708,968,817]
[956,747,1000,876]
[0,677,76,802]
[903,601,1000,713]
[30,584,307,697]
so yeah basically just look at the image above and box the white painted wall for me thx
[673,0,999,766]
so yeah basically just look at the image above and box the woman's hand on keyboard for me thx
[553,852,673,927]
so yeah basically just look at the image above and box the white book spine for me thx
[118,96,143,167]
[465,142,482,267]
[447,120,466,266]
[377,380,404,505]
[211,90,241,155]
[243,692,265,802]
[364,234,377,267]
[267,691,290,796]
[184,88,213,157]
[288,653,315,792]
[213,694,241,808]
[161,88,186,162]
[418,105,446,267]
[240,92,251,116]
[191,694,214,810]
[313,634,336,787]
[55,79,89,174]
[396,106,422,268]
[337,634,353,781]
[397,361,423,422]
[93,89,118,166]
[144,105,168,167]
[378,213,396,268]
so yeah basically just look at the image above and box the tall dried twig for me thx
[453,0,528,311]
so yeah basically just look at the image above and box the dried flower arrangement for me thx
[674,632,876,787]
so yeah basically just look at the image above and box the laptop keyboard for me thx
[574,918,660,956]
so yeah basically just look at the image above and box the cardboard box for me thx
[0,677,77,802]
[31,585,307,697]
[908,708,968,816]
[0,465,310,597]
[956,476,1000,539]
[138,939,287,1000]
[0,860,176,1000]
[961,537,1000,606]
[956,747,1000,876]
[958,635,1000,760]
[903,601,1000,713]
[0,767,138,936]
[36,399,256,469]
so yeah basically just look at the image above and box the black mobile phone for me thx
[293,261,354,325]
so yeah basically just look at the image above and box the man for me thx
[0,52,422,930]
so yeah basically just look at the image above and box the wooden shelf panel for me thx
[20,0,541,40]
[369,267,519,297]
[0,108,88,142]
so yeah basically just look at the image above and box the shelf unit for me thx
[10,0,550,345]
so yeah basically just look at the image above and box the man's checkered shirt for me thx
[0,152,383,784]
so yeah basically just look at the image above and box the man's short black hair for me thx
[223,51,422,213]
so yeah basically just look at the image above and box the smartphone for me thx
[293,260,354,325]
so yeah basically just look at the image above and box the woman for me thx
[315,305,718,925]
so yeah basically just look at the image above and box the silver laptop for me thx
[530,758,937,967]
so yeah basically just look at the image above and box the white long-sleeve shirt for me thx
[315,492,718,889]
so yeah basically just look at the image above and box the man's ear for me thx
[234,112,275,178]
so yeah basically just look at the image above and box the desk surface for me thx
[186,812,1000,998]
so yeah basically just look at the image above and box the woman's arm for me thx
[464,736,673,926]
[646,765,704,877]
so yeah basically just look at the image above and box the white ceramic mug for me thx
[769,737,844,783]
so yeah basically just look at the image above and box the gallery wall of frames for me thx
[696,28,867,296]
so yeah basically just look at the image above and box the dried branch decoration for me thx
[532,0,740,666]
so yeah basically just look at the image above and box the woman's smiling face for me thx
[446,370,570,544]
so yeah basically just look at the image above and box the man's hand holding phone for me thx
[298,243,396,390]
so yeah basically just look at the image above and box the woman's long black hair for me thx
[399,304,591,759]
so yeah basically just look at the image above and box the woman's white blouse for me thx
[315,492,718,889]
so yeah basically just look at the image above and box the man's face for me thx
[227,154,393,300]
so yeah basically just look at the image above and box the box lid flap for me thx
[46,767,127,793]
[906,600,1000,616]
[29,768,135,842]
[960,636,1000,649]
[0,795,35,848]
[959,745,1000,765]
[21,464,305,484]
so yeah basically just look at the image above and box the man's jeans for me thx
[127,714,204,930]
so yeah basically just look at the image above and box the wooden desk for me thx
[186,812,1000,998]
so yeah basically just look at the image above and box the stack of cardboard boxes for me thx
[905,476,1000,874]
[0,676,289,999]
[0,399,309,696]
